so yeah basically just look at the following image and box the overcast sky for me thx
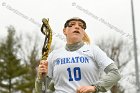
[0,0,140,46]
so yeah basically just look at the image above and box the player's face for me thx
[63,21,85,44]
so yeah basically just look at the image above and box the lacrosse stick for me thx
[40,18,52,93]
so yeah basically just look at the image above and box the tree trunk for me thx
[9,78,11,93]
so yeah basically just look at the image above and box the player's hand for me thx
[37,60,48,79]
[77,86,96,93]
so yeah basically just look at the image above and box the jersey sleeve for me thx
[93,45,114,71]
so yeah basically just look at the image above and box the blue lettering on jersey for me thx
[56,59,60,65]
[55,56,89,65]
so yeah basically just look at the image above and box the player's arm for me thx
[35,60,53,93]
[77,63,121,93]
[93,63,121,92]
[35,76,52,93]
[92,46,121,92]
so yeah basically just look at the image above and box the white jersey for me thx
[47,44,114,93]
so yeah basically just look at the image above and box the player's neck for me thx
[65,41,84,51]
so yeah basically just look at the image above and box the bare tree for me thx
[96,37,133,93]
[18,33,41,93]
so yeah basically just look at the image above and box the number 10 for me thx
[67,67,81,81]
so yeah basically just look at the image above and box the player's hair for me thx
[83,32,90,44]
[64,17,90,44]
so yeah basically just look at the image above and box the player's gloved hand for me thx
[77,86,96,93]
[37,60,48,79]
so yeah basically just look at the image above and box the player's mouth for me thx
[73,30,80,34]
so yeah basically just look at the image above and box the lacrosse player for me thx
[35,17,121,93]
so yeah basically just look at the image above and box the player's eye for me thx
[68,23,75,27]
[79,24,84,29]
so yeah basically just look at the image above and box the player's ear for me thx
[63,28,67,35]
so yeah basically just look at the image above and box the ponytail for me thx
[82,32,90,44]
